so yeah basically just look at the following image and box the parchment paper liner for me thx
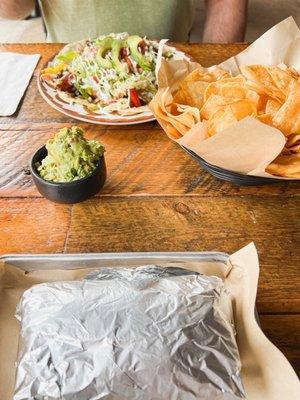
[151,17,300,180]
[0,244,299,399]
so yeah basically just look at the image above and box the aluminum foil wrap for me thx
[14,266,245,400]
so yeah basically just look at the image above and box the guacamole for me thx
[37,126,105,182]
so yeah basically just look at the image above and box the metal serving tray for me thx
[1,251,267,400]
[0,251,259,323]
[0,251,229,271]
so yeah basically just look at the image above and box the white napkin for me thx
[0,52,40,116]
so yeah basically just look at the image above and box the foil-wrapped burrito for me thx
[14,266,245,399]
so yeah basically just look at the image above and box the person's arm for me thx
[0,0,35,20]
[202,0,248,43]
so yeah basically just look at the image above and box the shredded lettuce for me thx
[57,51,78,63]
[44,33,173,114]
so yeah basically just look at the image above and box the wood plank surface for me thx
[0,42,248,70]
[0,43,299,375]
[0,198,71,253]
[0,43,298,197]
[0,43,248,125]
[66,196,300,314]
[0,123,299,197]
[64,196,300,314]
[0,195,298,314]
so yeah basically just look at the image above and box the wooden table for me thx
[0,43,299,374]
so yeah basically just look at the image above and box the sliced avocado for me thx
[111,39,127,73]
[96,37,113,69]
[126,35,153,71]
[57,50,78,63]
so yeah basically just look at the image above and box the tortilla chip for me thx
[284,67,300,79]
[149,88,200,139]
[220,84,247,100]
[282,144,300,155]
[180,81,209,109]
[209,66,231,80]
[266,153,300,177]
[181,69,216,84]
[245,89,261,108]
[207,107,238,136]
[200,95,233,119]
[277,63,300,79]
[241,65,286,101]
[266,66,294,96]
[282,133,300,154]
[201,95,257,120]
[229,100,257,120]
[272,79,300,136]
[254,93,270,114]
[176,104,201,126]
[265,99,282,117]
[150,92,186,137]
[257,114,273,125]
[165,124,183,139]
[204,76,246,102]
[173,89,187,105]
[156,109,190,134]
[286,133,300,148]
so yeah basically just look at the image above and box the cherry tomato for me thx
[129,89,141,107]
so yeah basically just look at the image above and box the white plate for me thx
[37,40,191,125]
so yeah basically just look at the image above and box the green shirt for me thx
[39,0,196,43]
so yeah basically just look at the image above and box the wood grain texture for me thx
[0,43,248,125]
[0,198,71,253]
[0,42,248,71]
[0,44,299,371]
[62,196,300,314]
[0,123,299,197]
[0,195,299,315]
[259,314,300,375]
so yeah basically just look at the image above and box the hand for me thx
[203,0,248,43]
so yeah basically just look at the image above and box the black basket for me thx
[182,146,286,186]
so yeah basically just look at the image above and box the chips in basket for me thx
[152,63,300,178]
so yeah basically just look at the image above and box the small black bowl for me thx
[30,146,106,204]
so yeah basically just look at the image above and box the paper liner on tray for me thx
[0,245,299,400]
[150,17,300,180]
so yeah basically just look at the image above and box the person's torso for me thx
[39,0,196,42]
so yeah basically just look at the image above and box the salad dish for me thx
[38,33,190,125]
